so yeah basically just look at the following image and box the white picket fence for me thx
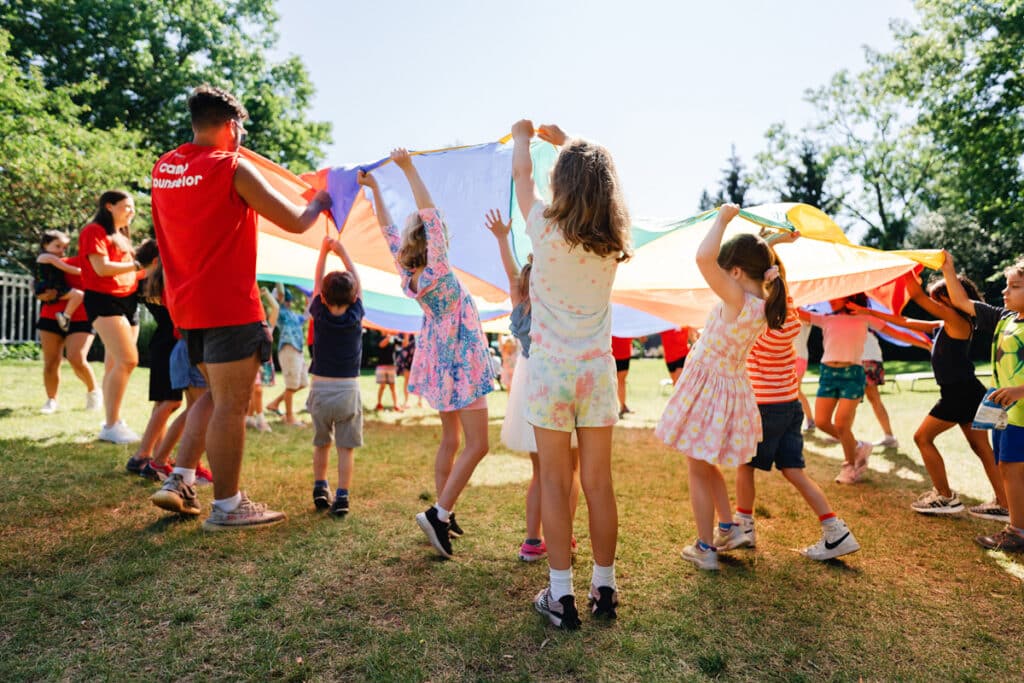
[0,271,40,344]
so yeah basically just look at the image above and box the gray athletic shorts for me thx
[307,378,363,448]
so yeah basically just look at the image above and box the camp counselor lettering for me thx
[153,162,204,189]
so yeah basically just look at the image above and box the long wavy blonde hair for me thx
[544,139,632,262]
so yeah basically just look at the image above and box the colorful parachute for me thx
[245,138,942,334]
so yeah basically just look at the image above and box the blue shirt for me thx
[309,297,364,378]
[509,300,531,359]
[277,307,306,352]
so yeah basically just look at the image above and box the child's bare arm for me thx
[329,238,361,299]
[483,209,522,304]
[391,149,435,210]
[511,119,542,220]
[313,237,330,298]
[940,250,976,316]
[696,204,747,312]
[844,301,939,334]
[357,170,393,227]
[37,253,82,276]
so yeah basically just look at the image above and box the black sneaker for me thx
[588,585,618,620]
[415,506,453,559]
[534,587,581,630]
[330,494,349,517]
[125,455,150,475]
[448,512,464,538]
[313,486,332,511]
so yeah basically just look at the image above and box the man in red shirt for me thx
[150,84,331,530]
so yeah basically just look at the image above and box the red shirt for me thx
[151,143,262,329]
[660,328,691,363]
[39,255,89,322]
[611,336,633,361]
[78,223,140,296]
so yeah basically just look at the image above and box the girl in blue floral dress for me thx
[358,149,494,559]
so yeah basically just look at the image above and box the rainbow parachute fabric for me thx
[244,137,942,334]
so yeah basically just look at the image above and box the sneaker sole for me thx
[911,505,965,516]
[967,510,1010,522]
[518,552,546,562]
[151,491,200,516]
[201,515,287,532]
[803,540,861,561]
[534,600,581,630]
[415,512,453,559]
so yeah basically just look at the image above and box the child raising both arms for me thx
[484,208,581,565]
[655,204,788,571]
[306,236,365,517]
[358,150,495,559]
[512,119,631,629]
[940,252,1024,553]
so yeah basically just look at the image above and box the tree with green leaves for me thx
[698,145,751,210]
[880,0,1024,273]
[755,127,842,214]
[2,0,331,171]
[0,29,151,273]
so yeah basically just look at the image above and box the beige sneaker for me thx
[202,493,286,531]
[681,542,719,571]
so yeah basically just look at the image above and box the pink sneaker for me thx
[834,463,858,485]
[519,540,547,562]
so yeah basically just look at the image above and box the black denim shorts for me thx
[184,322,272,366]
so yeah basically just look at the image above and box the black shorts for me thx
[747,401,805,471]
[929,377,987,424]
[615,358,631,373]
[83,290,139,325]
[665,355,687,373]
[36,317,93,337]
[184,322,273,366]
[149,339,182,402]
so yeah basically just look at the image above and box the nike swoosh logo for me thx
[825,533,849,550]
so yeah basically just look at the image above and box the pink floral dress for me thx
[382,209,494,411]
[655,292,766,466]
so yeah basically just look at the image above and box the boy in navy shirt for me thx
[307,236,364,516]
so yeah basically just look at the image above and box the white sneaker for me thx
[911,488,964,515]
[873,435,899,448]
[98,419,141,444]
[681,542,719,570]
[84,390,103,411]
[801,520,860,561]
[713,519,756,550]
[39,398,58,414]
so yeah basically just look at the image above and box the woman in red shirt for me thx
[78,190,147,444]
[35,249,101,414]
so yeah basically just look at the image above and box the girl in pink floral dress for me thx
[358,150,494,560]
[655,204,790,571]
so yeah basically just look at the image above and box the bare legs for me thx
[686,456,733,546]
[434,407,489,511]
[91,316,139,428]
[815,396,861,466]
[914,415,1006,505]
[202,355,260,500]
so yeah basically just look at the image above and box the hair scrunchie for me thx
[763,265,780,283]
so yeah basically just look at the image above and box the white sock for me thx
[214,492,242,512]
[591,562,616,591]
[172,467,196,486]
[549,567,574,601]
[434,503,450,523]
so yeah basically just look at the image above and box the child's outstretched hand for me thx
[357,169,377,188]
[718,203,741,223]
[512,119,535,141]
[483,209,510,239]
[320,235,332,252]
[390,148,413,170]
[845,301,870,315]
[537,124,568,146]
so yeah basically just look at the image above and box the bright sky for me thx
[272,0,917,220]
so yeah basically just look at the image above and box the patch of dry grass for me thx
[0,359,1021,681]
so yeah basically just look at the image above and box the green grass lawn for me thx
[0,358,1021,681]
